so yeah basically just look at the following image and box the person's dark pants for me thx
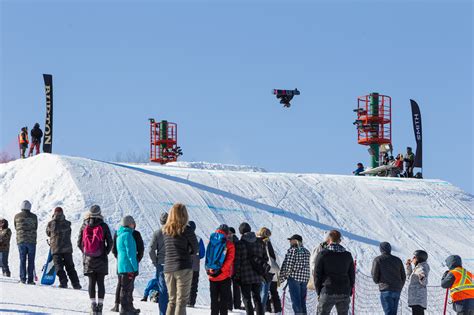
[453,298,474,314]
[380,291,401,315]
[189,271,199,306]
[87,272,106,299]
[317,294,350,315]
[119,273,136,312]
[229,278,242,310]
[411,305,425,315]
[288,277,308,314]
[210,278,232,315]
[240,283,263,315]
[28,142,40,156]
[20,144,28,158]
[266,281,282,313]
[260,280,271,310]
[0,251,10,275]
[52,253,80,287]
[18,243,36,282]
[155,264,168,315]
[114,278,122,305]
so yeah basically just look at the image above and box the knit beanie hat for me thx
[188,220,196,231]
[229,227,236,234]
[218,224,230,234]
[21,200,32,211]
[87,205,102,218]
[160,212,168,225]
[121,215,136,227]
[239,222,251,235]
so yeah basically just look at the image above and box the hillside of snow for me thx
[0,154,472,313]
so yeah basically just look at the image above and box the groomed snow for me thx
[0,154,472,313]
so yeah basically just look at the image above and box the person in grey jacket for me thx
[406,250,430,315]
[441,255,474,314]
[14,200,38,284]
[149,212,169,315]
[187,220,205,308]
[371,242,406,315]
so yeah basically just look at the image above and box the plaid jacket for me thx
[280,245,311,283]
[234,233,268,284]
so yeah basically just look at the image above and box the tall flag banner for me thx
[43,74,53,153]
[410,99,422,168]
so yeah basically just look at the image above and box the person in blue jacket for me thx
[353,163,365,176]
[187,220,206,307]
[116,215,139,314]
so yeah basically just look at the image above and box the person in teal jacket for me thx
[116,215,139,314]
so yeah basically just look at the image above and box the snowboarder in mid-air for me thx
[273,88,300,108]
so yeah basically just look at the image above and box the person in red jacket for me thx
[206,224,236,315]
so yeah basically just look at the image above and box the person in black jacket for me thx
[29,123,43,157]
[77,205,113,315]
[46,207,81,289]
[234,222,269,315]
[110,216,144,313]
[315,230,355,315]
[371,242,406,315]
[162,203,198,315]
[228,227,243,311]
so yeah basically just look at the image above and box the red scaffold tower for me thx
[149,118,182,164]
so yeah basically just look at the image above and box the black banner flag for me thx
[410,99,422,168]
[43,74,53,153]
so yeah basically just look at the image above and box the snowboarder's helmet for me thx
[413,250,428,263]
[407,147,412,151]
[34,123,40,128]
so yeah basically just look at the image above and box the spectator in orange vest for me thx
[441,255,474,314]
[18,127,29,159]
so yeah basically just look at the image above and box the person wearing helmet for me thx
[28,123,43,157]
[406,250,430,314]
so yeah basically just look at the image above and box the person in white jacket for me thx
[307,233,329,290]
[406,250,430,315]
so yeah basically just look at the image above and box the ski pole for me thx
[281,283,288,315]
[443,288,449,315]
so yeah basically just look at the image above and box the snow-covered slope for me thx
[0,154,472,311]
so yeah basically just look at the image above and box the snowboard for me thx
[40,250,56,285]
[360,164,396,175]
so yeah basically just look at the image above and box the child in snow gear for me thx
[46,207,81,289]
[162,203,198,315]
[77,205,113,315]
[116,215,140,314]
[148,212,169,315]
[188,220,205,308]
[371,242,406,315]
[441,255,474,314]
[0,217,12,277]
[14,200,38,284]
[406,250,430,315]
[18,127,29,158]
[257,227,282,314]
[353,163,365,176]
[233,222,269,315]
[206,224,236,315]
[28,123,43,156]
[315,230,355,315]
[404,147,415,178]
[228,227,243,311]
[280,234,311,315]
[142,278,160,302]
[112,217,144,313]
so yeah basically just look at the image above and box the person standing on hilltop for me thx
[28,123,43,157]
[18,127,29,159]
[0,217,12,277]
[77,205,113,315]
[46,207,81,289]
[14,200,38,284]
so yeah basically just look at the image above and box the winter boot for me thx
[131,306,140,313]
[110,304,120,312]
[90,302,97,315]
[140,296,147,302]
[72,283,82,290]
[96,303,103,315]
[59,283,68,288]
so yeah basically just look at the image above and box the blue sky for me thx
[1,1,472,193]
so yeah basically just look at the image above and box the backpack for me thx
[244,241,271,276]
[205,232,227,277]
[82,224,104,257]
